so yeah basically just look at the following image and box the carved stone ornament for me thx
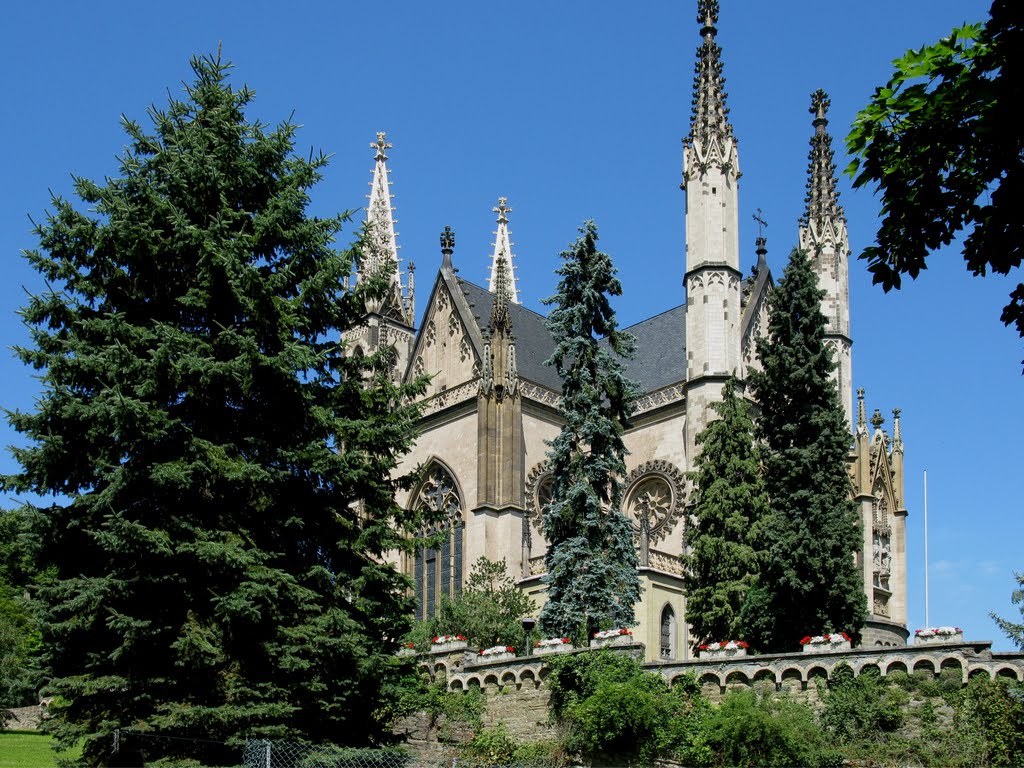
[622,461,687,544]
[525,462,555,527]
[416,465,462,522]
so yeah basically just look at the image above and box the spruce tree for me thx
[682,378,767,647]
[539,221,641,640]
[3,55,428,764]
[746,248,866,652]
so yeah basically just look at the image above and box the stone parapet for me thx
[413,640,1024,699]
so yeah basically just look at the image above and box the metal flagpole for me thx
[924,470,929,628]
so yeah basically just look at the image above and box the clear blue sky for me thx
[2,1,1019,649]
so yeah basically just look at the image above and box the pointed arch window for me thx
[660,604,676,660]
[412,464,465,621]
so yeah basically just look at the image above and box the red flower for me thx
[736,641,750,649]
[698,644,709,650]
[800,636,812,645]
[839,632,851,642]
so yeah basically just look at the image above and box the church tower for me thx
[682,0,742,457]
[353,132,416,374]
[798,92,853,427]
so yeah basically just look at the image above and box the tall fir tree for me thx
[682,377,768,647]
[539,221,641,640]
[3,55,430,764]
[746,248,866,652]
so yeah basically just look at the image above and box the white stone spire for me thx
[363,132,414,325]
[682,0,742,462]
[798,91,853,427]
[487,197,520,305]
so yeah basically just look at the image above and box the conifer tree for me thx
[3,55,429,764]
[746,248,866,652]
[539,222,641,640]
[682,378,767,646]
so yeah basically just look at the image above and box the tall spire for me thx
[799,90,852,427]
[681,0,743,463]
[490,256,512,333]
[687,0,734,151]
[487,197,520,304]
[363,132,414,324]
[800,90,845,237]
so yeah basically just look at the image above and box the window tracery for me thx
[412,464,464,620]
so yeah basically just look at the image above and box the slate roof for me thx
[620,305,687,392]
[457,279,687,395]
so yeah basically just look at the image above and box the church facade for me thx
[351,1,909,660]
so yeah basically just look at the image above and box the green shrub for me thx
[955,675,1024,766]
[546,650,709,763]
[695,689,841,768]
[821,665,906,742]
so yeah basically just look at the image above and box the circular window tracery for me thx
[622,461,686,544]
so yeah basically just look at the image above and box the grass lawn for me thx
[0,731,82,768]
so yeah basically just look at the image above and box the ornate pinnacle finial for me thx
[373,131,392,161]
[697,0,718,30]
[870,408,885,431]
[491,257,511,332]
[800,89,845,230]
[892,407,903,447]
[487,197,521,304]
[752,209,768,262]
[687,0,733,148]
[810,89,830,132]
[440,226,455,269]
[856,388,867,433]
[494,196,512,225]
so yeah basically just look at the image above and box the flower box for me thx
[534,638,575,655]
[431,635,468,653]
[914,627,963,644]
[396,644,417,657]
[800,633,852,653]
[478,645,516,662]
[698,640,749,659]
[590,628,633,649]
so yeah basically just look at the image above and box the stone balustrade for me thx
[413,640,1024,697]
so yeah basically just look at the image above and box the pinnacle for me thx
[800,90,845,230]
[686,0,733,149]
[487,197,521,304]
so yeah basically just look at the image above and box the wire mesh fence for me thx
[242,740,414,768]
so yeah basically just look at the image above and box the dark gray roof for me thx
[458,280,563,391]
[457,280,686,395]
[620,305,687,392]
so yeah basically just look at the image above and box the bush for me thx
[821,665,906,743]
[695,689,841,768]
[546,651,709,763]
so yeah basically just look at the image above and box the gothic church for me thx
[349,1,910,660]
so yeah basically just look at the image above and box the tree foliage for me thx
[0,510,41,725]
[3,55,429,765]
[682,377,768,647]
[991,571,1024,650]
[406,557,535,651]
[539,222,641,640]
[846,1,1024,364]
[746,248,866,652]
